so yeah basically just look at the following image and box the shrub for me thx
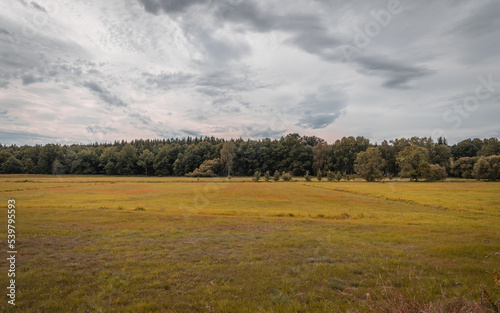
[185,158,222,177]
[273,170,281,182]
[451,157,478,178]
[326,170,335,182]
[336,172,342,181]
[425,164,447,181]
[253,171,261,182]
[304,170,311,182]
[264,171,271,182]
[282,171,292,182]
[473,155,500,181]
[316,170,322,181]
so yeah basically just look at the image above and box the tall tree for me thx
[137,149,154,176]
[396,145,431,181]
[117,144,138,175]
[100,146,118,175]
[220,141,236,176]
[1,156,24,174]
[154,144,180,176]
[312,142,330,176]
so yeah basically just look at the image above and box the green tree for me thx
[117,144,138,175]
[273,170,281,182]
[153,144,180,176]
[71,149,99,174]
[0,150,13,165]
[137,149,154,176]
[1,156,24,174]
[397,145,431,181]
[473,156,500,181]
[100,147,118,175]
[277,134,313,176]
[52,159,65,175]
[186,158,223,177]
[354,147,385,182]
[479,138,500,156]
[220,141,236,176]
[23,158,36,173]
[425,164,447,181]
[451,139,482,159]
[172,153,185,176]
[430,144,452,171]
[451,157,478,178]
[331,136,370,174]
[38,144,63,174]
[312,142,330,175]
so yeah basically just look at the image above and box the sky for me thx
[0,0,499,146]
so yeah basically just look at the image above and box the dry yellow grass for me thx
[0,175,499,312]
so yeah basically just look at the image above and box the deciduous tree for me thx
[354,147,385,182]
[397,145,430,181]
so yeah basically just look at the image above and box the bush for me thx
[473,155,500,181]
[451,157,478,178]
[326,170,335,182]
[282,171,292,182]
[336,172,342,181]
[253,171,261,182]
[185,158,222,177]
[425,164,447,181]
[264,171,271,181]
[316,171,322,181]
[273,170,281,182]
[304,170,311,182]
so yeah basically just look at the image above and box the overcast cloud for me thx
[0,0,499,145]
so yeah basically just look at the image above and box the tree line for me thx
[0,135,499,181]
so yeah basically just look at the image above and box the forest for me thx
[0,134,499,181]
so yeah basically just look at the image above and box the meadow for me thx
[0,175,499,312]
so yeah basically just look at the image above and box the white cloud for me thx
[0,0,499,145]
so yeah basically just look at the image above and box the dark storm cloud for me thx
[295,85,347,129]
[355,55,434,89]
[138,0,206,14]
[83,81,127,107]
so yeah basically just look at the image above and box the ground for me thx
[0,175,499,312]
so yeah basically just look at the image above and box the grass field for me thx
[1,175,499,312]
